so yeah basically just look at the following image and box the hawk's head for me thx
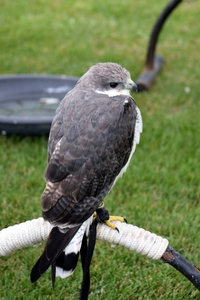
[76,62,138,97]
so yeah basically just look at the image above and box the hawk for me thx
[31,62,142,293]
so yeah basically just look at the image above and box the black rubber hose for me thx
[162,246,200,291]
[146,0,182,68]
[136,0,183,91]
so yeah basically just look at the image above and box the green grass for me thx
[0,0,200,299]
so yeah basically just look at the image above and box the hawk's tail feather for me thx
[54,246,80,279]
[30,225,81,283]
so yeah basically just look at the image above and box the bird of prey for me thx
[31,62,142,291]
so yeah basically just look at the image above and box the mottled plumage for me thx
[31,63,142,289]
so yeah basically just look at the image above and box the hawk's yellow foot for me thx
[94,204,126,231]
[104,216,126,231]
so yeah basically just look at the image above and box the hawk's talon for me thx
[104,219,118,231]
[93,208,126,232]
[104,216,126,232]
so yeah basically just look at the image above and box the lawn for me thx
[0,0,200,299]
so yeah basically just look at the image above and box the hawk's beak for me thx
[126,79,138,93]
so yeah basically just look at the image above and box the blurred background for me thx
[0,0,200,299]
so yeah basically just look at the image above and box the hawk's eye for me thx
[109,82,118,88]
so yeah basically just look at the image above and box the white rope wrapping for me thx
[0,218,168,260]
[97,221,168,260]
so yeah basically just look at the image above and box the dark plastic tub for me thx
[0,74,79,136]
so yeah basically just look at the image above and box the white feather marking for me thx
[112,106,142,186]
[56,216,93,278]
[123,98,129,105]
[52,138,62,159]
[95,89,130,97]
[55,267,72,278]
